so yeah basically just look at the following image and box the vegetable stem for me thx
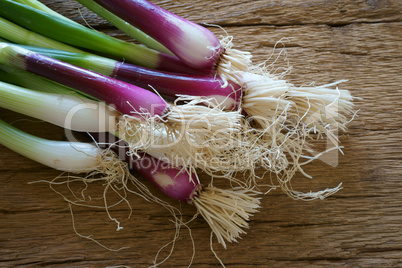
[75,0,172,54]
[11,0,71,19]
[0,17,83,53]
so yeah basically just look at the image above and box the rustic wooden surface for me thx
[1,0,402,267]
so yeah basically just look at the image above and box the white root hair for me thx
[117,95,273,182]
[237,71,355,200]
[30,148,185,257]
[192,185,261,249]
[217,36,253,87]
[239,72,355,141]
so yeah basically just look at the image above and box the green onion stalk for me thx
[0,17,84,53]
[0,117,158,215]
[0,117,118,173]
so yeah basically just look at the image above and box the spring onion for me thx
[85,0,355,142]
[0,42,350,199]
[0,0,197,73]
[0,64,76,95]
[0,114,260,248]
[0,76,261,184]
[2,76,342,200]
[129,154,261,248]
[1,43,344,189]
[11,44,242,110]
[90,0,252,82]
[94,133,261,248]
[0,64,98,101]
[0,78,260,246]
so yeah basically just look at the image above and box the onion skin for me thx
[129,153,199,203]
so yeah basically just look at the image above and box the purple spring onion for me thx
[5,44,244,110]
[0,43,217,117]
[133,154,261,248]
[95,132,261,248]
[111,63,243,111]
[91,0,253,84]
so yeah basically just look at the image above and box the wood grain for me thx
[1,0,402,267]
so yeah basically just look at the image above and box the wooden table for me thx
[1,0,401,267]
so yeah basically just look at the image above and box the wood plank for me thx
[42,0,402,27]
[1,0,402,267]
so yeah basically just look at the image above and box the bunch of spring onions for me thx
[0,0,356,254]
[0,0,355,154]
[0,78,261,247]
[1,0,354,159]
[0,42,349,197]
